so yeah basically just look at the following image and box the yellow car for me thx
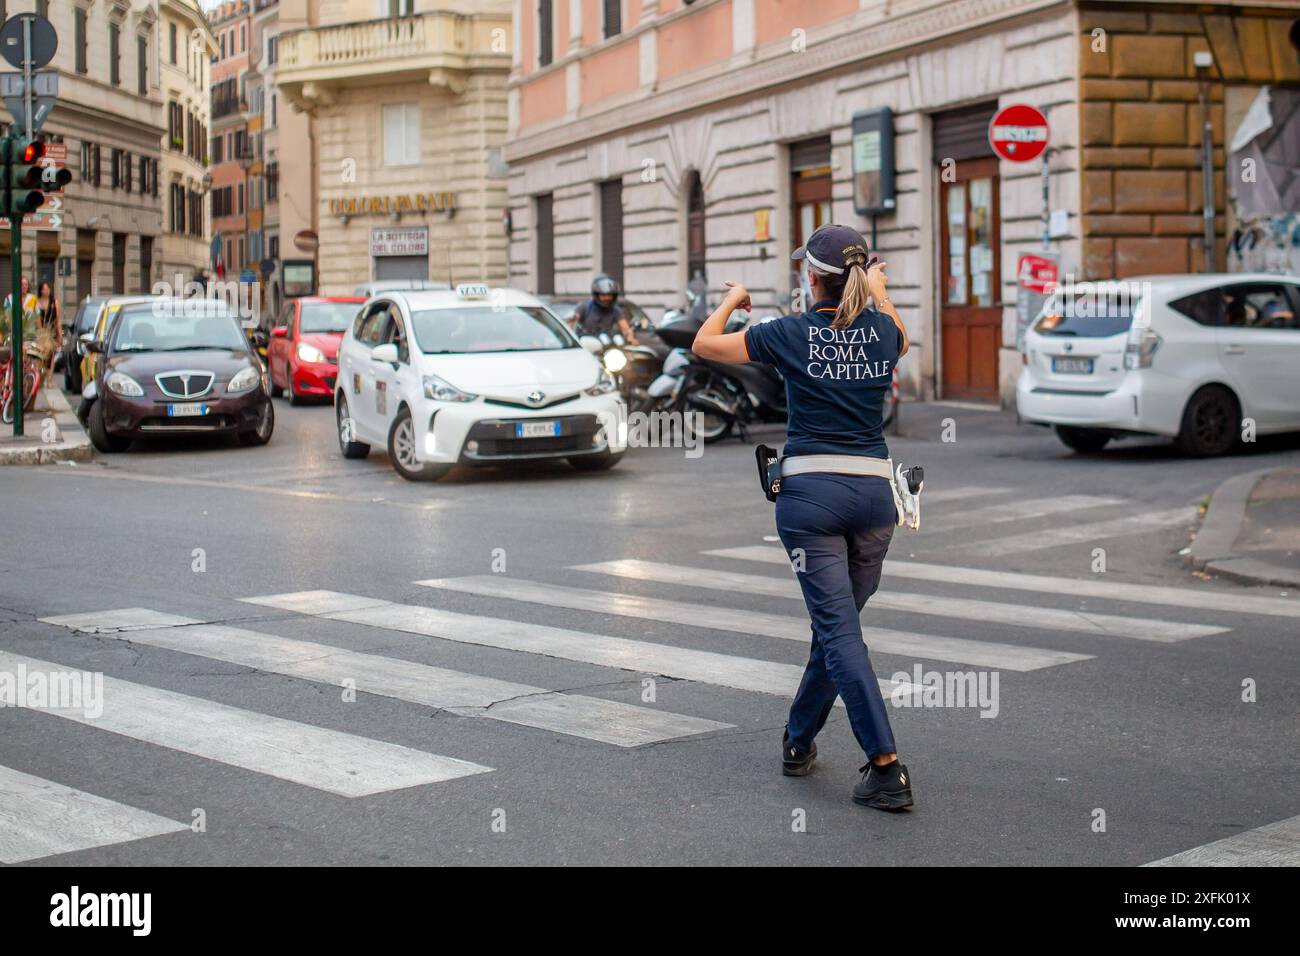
[79,295,155,392]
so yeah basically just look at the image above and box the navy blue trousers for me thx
[775,473,898,760]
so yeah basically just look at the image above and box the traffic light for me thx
[4,137,46,218]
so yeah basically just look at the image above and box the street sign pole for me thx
[21,17,32,141]
[8,140,21,437]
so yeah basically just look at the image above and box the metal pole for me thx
[10,139,23,437]
[22,19,33,141]
[1040,150,1051,252]
[1198,76,1217,273]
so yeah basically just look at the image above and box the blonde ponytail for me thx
[831,259,870,330]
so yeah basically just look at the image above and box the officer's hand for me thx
[866,261,889,303]
[724,281,751,312]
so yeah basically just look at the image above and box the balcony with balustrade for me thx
[276,11,511,112]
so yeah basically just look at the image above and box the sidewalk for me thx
[1189,466,1300,588]
[0,383,93,465]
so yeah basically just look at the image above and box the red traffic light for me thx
[21,141,44,164]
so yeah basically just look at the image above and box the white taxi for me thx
[334,285,626,480]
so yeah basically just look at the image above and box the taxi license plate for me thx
[517,421,560,438]
[167,403,208,417]
[1052,357,1094,374]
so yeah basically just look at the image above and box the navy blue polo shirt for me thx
[744,300,902,459]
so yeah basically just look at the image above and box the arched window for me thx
[686,171,706,283]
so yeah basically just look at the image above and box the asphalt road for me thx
[1,393,1298,866]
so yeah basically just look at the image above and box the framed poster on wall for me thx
[851,107,896,216]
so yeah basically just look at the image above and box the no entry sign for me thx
[989,104,1049,163]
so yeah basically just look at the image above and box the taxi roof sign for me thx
[456,283,491,299]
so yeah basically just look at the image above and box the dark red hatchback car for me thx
[266,296,365,404]
[83,298,274,453]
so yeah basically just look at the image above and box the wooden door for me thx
[939,157,1002,401]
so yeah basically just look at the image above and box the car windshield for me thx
[410,306,576,353]
[111,302,247,353]
[300,302,360,334]
[1033,290,1138,338]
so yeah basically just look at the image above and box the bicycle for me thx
[0,342,42,426]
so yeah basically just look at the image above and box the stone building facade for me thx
[503,0,1300,404]
[276,0,512,295]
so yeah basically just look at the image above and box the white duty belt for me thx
[779,454,923,530]
[780,455,893,480]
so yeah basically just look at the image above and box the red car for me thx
[266,296,365,404]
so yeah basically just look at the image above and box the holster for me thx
[755,444,782,502]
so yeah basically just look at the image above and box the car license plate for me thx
[1052,357,1094,374]
[167,403,208,417]
[517,420,560,438]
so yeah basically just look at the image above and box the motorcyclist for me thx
[571,274,639,345]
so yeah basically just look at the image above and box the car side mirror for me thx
[579,335,602,354]
[271,326,288,338]
[371,343,399,364]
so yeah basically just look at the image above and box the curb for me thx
[0,386,93,465]
[1188,466,1300,589]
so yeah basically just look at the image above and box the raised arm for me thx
[691,281,753,364]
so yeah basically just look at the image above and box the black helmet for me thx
[591,273,620,301]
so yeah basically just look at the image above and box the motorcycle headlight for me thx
[602,347,628,374]
[227,365,262,394]
[105,371,144,397]
[297,343,326,363]
[423,373,477,403]
[585,370,618,396]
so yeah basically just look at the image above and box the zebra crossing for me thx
[7,496,1298,863]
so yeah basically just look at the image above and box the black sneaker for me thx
[852,760,914,811]
[781,729,817,776]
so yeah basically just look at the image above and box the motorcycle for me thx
[650,310,787,443]
[578,323,668,414]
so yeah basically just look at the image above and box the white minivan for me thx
[1016,273,1300,456]
[334,285,626,480]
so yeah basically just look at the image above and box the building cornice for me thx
[505,0,1068,163]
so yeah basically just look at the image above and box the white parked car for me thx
[1017,273,1300,456]
[334,285,627,480]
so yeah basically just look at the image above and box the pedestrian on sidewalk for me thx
[691,223,915,811]
[35,280,61,385]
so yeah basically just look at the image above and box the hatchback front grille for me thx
[155,370,215,399]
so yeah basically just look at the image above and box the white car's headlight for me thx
[105,371,144,397]
[297,343,326,363]
[422,373,477,402]
[602,347,628,374]
[585,370,618,396]
[227,365,262,394]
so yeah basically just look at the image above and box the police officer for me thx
[691,223,913,812]
[571,274,640,344]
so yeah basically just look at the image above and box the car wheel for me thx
[63,358,75,393]
[237,401,275,447]
[569,451,625,472]
[1054,425,1111,454]
[288,376,304,406]
[1176,385,1239,457]
[336,394,370,459]
[87,399,131,453]
[388,407,449,481]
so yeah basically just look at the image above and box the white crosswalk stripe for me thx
[568,559,1228,643]
[44,619,731,748]
[38,608,202,633]
[241,590,918,700]
[0,764,189,864]
[925,494,1125,531]
[416,576,1091,671]
[708,546,1300,619]
[916,485,1007,504]
[959,507,1195,556]
[1144,814,1300,866]
[0,650,491,797]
